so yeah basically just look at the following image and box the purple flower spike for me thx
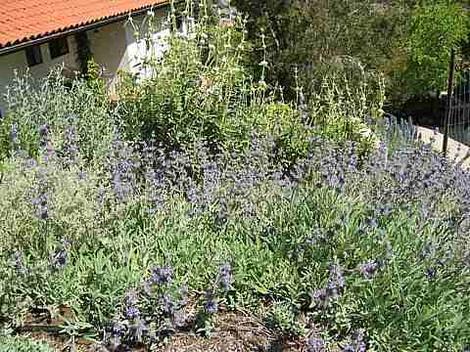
[307,337,326,352]
[311,288,328,306]
[151,266,173,285]
[111,321,126,336]
[327,264,345,297]
[358,260,379,279]
[39,124,49,147]
[204,292,218,314]
[160,293,175,315]
[10,251,27,274]
[218,262,233,291]
[125,306,140,320]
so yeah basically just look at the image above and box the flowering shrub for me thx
[116,15,377,163]
[0,69,114,162]
[0,6,469,352]
[0,127,468,350]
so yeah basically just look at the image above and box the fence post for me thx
[443,48,455,155]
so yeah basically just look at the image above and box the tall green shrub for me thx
[234,0,408,97]
[398,1,468,98]
[235,0,469,104]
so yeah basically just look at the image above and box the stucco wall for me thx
[0,36,79,113]
[123,10,171,79]
[86,21,129,88]
[86,8,170,88]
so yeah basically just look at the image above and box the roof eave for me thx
[0,2,169,57]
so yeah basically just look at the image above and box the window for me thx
[25,45,43,67]
[49,37,69,59]
[176,15,184,32]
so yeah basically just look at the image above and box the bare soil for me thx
[20,310,306,352]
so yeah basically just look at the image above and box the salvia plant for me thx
[0,1,469,352]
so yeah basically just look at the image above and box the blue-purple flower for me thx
[125,306,140,320]
[358,260,379,279]
[311,288,329,307]
[204,292,218,314]
[160,294,175,315]
[151,266,173,285]
[327,264,345,297]
[218,262,233,291]
[38,124,49,147]
[10,251,27,274]
[307,337,326,352]
[50,248,68,270]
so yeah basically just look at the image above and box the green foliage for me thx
[116,18,375,163]
[1,139,468,350]
[234,0,409,98]
[265,302,305,338]
[305,58,384,152]
[117,19,252,148]
[235,0,469,104]
[0,69,114,162]
[0,336,53,352]
[0,5,468,351]
[401,1,468,97]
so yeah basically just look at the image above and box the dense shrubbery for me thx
[1,117,469,350]
[0,69,114,163]
[235,0,469,104]
[0,336,53,352]
[0,5,469,352]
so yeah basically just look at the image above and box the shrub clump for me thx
[0,7,468,352]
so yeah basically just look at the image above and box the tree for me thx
[399,1,468,98]
[234,0,469,104]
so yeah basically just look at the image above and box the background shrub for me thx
[0,69,115,162]
[235,0,469,106]
[397,1,469,100]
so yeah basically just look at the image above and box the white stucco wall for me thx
[124,10,171,79]
[87,7,170,89]
[0,36,79,113]
[86,21,129,88]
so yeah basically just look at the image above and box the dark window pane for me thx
[49,37,69,59]
[25,45,43,67]
[176,15,183,31]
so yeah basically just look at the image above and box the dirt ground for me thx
[21,310,306,352]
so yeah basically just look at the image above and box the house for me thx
[0,0,172,116]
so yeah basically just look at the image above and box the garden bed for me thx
[0,9,469,352]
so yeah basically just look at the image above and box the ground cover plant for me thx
[0,336,54,352]
[0,5,469,352]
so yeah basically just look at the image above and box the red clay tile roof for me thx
[0,0,168,49]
